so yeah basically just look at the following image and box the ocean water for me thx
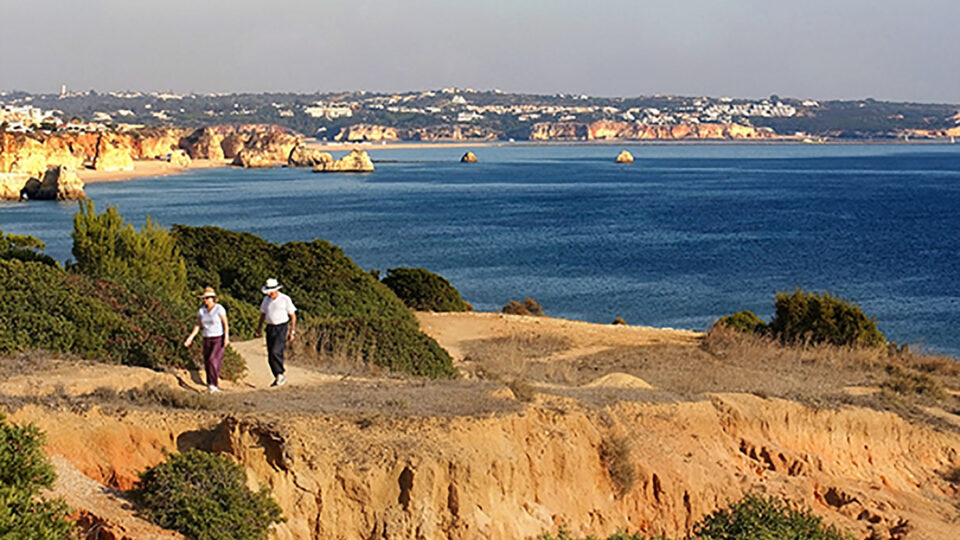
[2,143,960,355]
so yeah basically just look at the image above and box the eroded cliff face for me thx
[10,394,959,539]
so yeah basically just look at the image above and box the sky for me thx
[2,0,958,103]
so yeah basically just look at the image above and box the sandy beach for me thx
[76,158,231,184]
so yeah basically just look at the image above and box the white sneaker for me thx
[208,385,221,393]
[276,374,286,387]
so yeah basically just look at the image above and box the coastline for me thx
[75,138,960,184]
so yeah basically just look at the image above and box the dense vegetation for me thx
[0,414,76,538]
[381,266,470,312]
[539,494,849,540]
[173,225,455,378]
[0,209,246,379]
[133,450,283,540]
[717,290,885,348]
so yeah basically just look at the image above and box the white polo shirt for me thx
[260,292,297,325]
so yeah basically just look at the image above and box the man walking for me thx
[256,278,297,387]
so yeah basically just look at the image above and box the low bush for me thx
[297,317,455,379]
[0,259,245,379]
[768,290,885,347]
[538,495,850,539]
[381,267,470,312]
[503,297,545,316]
[0,413,76,537]
[716,310,767,334]
[133,449,283,540]
[694,494,849,539]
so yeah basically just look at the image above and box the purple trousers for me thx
[202,335,225,387]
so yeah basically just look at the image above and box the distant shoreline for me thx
[76,138,959,184]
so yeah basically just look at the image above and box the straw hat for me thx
[198,286,217,299]
[261,278,282,294]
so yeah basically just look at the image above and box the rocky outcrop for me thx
[334,124,401,142]
[20,165,85,200]
[92,134,134,171]
[460,151,478,163]
[312,149,374,172]
[168,149,191,168]
[180,128,225,161]
[232,131,302,168]
[220,132,246,159]
[135,127,192,159]
[615,150,634,163]
[288,145,333,168]
[0,132,85,176]
[0,173,31,200]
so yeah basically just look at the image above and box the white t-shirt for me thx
[260,293,297,325]
[198,303,227,337]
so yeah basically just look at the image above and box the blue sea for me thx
[2,144,960,355]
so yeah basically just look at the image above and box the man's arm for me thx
[288,312,297,341]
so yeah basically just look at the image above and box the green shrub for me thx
[133,450,283,540]
[0,259,246,379]
[503,297,545,316]
[300,317,455,378]
[767,290,885,347]
[381,267,470,312]
[0,413,76,538]
[0,228,58,267]
[694,494,849,539]
[71,201,187,302]
[716,310,767,334]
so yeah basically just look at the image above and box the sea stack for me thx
[313,149,375,173]
[615,150,634,164]
[460,151,478,163]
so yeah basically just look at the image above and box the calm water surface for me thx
[3,144,959,354]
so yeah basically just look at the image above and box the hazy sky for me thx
[2,0,958,102]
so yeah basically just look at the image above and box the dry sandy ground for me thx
[77,159,230,183]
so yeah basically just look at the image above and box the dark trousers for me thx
[202,335,224,387]
[265,323,288,377]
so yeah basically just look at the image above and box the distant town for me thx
[2,87,958,141]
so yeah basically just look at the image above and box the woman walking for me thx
[184,287,229,393]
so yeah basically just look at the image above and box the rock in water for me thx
[288,145,334,168]
[21,166,85,201]
[168,149,191,168]
[460,151,478,163]
[313,149,375,173]
[615,150,634,163]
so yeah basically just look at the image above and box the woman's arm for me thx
[220,312,229,346]
[184,316,201,347]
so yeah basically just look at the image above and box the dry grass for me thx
[599,434,635,497]
[462,332,574,382]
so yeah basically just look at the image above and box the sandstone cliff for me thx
[232,131,302,168]
[334,124,402,142]
[21,165,86,200]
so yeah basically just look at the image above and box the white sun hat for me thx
[261,278,283,294]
